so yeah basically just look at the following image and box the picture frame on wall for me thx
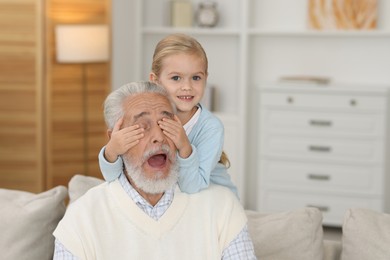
[308,0,377,30]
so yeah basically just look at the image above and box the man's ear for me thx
[149,72,158,82]
[107,129,112,139]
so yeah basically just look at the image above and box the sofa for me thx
[1,174,389,260]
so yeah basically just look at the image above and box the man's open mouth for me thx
[147,153,167,168]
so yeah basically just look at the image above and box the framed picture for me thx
[308,0,377,30]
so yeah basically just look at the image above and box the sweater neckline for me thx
[109,180,188,239]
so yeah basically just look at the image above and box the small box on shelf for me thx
[170,1,193,28]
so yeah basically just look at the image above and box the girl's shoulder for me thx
[188,104,224,137]
[198,104,223,127]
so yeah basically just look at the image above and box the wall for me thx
[112,0,138,88]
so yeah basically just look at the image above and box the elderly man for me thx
[53,81,256,259]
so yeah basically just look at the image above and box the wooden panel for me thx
[45,0,110,188]
[0,0,44,192]
[0,0,111,192]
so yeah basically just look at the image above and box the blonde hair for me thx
[151,33,208,77]
[151,33,230,168]
[219,151,230,168]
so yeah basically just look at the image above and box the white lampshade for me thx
[55,24,109,63]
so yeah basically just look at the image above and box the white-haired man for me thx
[53,81,256,259]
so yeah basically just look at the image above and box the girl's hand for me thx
[105,118,144,162]
[158,115,192,158]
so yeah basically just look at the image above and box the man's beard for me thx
[122,145,179,194]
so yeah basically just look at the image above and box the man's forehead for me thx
[124,93,173,119]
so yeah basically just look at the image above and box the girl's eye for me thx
[171,76,180,81]
[193,75,201,81]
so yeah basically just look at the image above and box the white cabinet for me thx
[258,84,390,226]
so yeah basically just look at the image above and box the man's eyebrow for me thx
[133,111,150,121]
[162,111,174,118]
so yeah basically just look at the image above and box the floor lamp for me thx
[55,24,109,175]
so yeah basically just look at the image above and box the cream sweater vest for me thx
[54,180,247,260]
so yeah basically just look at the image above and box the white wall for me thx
[111,0,138,89]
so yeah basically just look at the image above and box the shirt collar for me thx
[118,173,175,208]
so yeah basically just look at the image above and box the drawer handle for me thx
[307,174,330,181]
[308,145,332,152]
[286,96,294,104]
[350,99,357,106]
[309,120,332,127]
[307,205,329,212]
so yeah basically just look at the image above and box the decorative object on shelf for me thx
[279,75,331,85]
[170,1,193,27]
[201,85,216,111]
[196,2,219,27]
[308,0,377,30]
[55,24,110,175]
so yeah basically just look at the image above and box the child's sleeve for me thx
[177,118,238,197]
[98,146,123,182]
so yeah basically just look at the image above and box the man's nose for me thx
[151,124,165,144]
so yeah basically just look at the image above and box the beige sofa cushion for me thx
[246,207,324,260]
[341,208,390,260]
[323,239,342,260]
[68,174,103,204]
[0,186,67,260]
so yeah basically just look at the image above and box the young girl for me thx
[99,33,238,197]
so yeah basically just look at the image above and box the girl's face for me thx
[155,53,207,116]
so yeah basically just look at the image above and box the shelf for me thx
[142,27,241,36]
[248,29,390,37]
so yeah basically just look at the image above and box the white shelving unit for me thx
[114,0,390,208]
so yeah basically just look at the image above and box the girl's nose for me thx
[181,79,193,90]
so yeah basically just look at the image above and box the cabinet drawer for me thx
[261,110,384,136]
[261,93,386,111]
[258,190,383,226]
[262,136,383,162]
[259,160,382,194]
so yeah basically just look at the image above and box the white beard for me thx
[122,145,179,194]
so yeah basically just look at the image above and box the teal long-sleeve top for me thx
[98,104,239,198]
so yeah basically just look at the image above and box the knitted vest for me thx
[54,180,246,259]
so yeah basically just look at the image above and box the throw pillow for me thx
[0,186,67,260]
[68,174,103,204]
[246,207,324,260]
[341,208,390,260]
